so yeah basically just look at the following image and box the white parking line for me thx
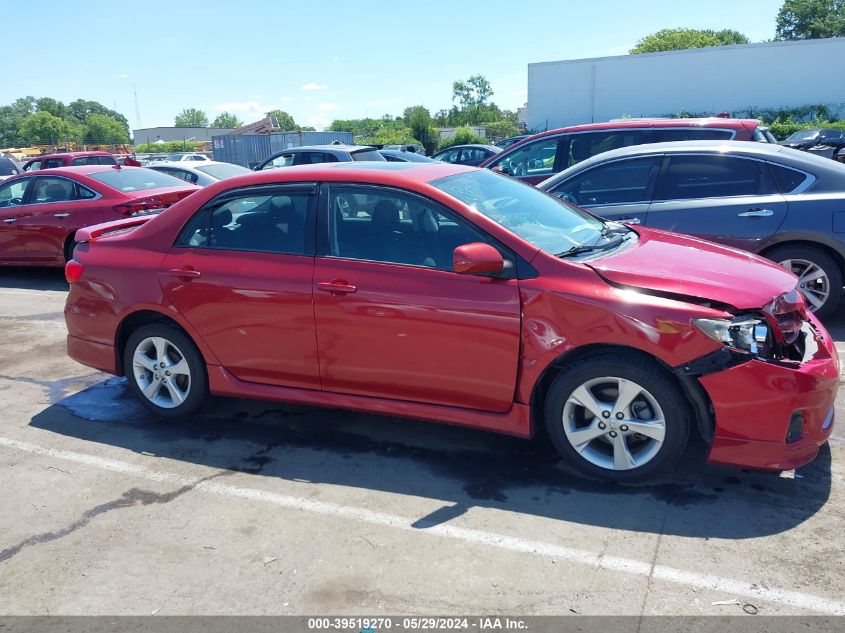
[1,435,843,615]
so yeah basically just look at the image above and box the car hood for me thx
[586,228,796,310]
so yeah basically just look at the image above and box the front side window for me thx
[42,158,65,169]
[551,157,661,206]
[262,154,294,169]
[495,137,562,177]
[180,191,310,255]
[432,169,606,255]
[655,155,775,201]
[0,178,30,207]
[328,187,491,270]
[24,161,41,171]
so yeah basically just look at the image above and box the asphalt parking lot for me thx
[1,268,844,616]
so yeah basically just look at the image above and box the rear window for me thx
[350,149,386,162]
[87,168,189,192]
[194,163,251,180]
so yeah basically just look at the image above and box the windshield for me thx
[787,130,819,141]
[195,163,251,180]
[431,169,607,254]
[351,149,386,162]
[87,168,190,192]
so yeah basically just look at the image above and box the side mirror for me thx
[453,242,504,275]
[491,165,503,173]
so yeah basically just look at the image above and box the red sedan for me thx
[0,166,199,265]
[64,163,838,481]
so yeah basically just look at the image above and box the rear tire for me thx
[543,354,689,483]
[123,323,208,419]
[766,244,842,319]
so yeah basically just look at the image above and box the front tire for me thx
[123,323,208,418]
[766,245,842,319]
[544,354,689,482]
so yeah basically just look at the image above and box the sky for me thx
[0,0,785,132]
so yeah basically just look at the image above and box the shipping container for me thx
[212,132,355,167]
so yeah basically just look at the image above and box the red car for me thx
[22,151,118,171]
[0,166,199,265]
[481,118,768,185]
[64,163,838,481]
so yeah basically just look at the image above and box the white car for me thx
[165,153,211,162]
[145,160,252,187]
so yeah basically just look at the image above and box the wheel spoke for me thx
[801,288,825,310]
[569,385,606,421]
[167,358,190,376]
[133,350,157,371]
[611,378,642,417]
[164,380,186,406]
[798,265,825,285]
[624,419,666,442]
[142,378,162,400]
[153,337,168,364]
[565,423,607,452]
[779,259,793,272]
[612,434,637,470]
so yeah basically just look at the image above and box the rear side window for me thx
[42,158,65,169]
[551,157,661,206]
[655,155,775,200]
[297,152,340,165]
[179,192,311,255]
[87,168,188,192]
[653,128,734,142]
[567,130,652,167]
[768,163,808,193]
[262,154,294,169]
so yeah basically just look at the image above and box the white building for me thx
[527,37,845,131]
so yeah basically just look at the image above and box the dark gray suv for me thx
[254,145,384,170]
[539,141,845,317]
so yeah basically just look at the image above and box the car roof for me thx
[8,165,147,179]
[435,144,501,151]
[26,151,113,161]
[284,144,377,152]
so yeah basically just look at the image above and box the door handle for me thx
[317,280,357,295]
[53,213,70,218]
[166,268,202,279]
[617,217,642,225]
[738,209,774,217]
[3,218,16,223]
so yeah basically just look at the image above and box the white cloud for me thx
[117,73,129,79]
[301,82,328,91]
[307,116,330,130]
[317,102,342,112]
[331,57,340,63]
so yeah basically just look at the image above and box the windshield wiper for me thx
[556,237,626,258]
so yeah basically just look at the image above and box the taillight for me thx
[113,197,172,215]
[65,259,84,283]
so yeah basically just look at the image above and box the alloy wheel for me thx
[131,336,192,409]
[561,376,666,471]
[778,258,830,312]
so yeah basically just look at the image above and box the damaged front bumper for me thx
[682,314,839,471]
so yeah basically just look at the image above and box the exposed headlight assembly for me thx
[693,317,768,355]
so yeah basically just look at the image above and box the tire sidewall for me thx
[544,355,689,482]
[123,323,208,419]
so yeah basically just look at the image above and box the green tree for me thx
[36,97,67,119]
[452,75,494,125]
[67,99,129,130]
[630,28,750,53]
[776,0,845,39]
[19,111,75,144]
[437,126,487,150]
[266,109,298,130]
[83,113,130,144]
[403,105,438,153]
[174,108,209,127]
[211,112,243,128]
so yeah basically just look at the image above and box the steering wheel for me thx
[7,198,22,206]
[513,162,527,177]
[336,197,352,218]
